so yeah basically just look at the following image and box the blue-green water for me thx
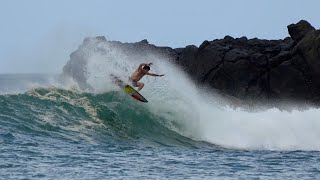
[1,74,320,179]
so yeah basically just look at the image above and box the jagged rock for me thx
[223,35,235,43]
[139,39,149,44]
[199,40,210,50]
[288,21,320,101]
[269,60,308,100]
[288,20,316,42]
[236,36,248,44]
[175,45,198,72]
[224,48,248,62]
[280,37,295,51]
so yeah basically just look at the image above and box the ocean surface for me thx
[1,74,320,179]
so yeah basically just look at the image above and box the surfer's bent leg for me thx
[130,79,139,87]
[137,82,144,92]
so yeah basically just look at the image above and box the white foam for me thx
[77,42,320,151]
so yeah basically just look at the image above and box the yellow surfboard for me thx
[124,85,148,103]
[111,74,148,103]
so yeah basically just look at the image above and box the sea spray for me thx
[71,40,320,151]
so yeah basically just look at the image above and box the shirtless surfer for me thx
[130,63,164,91]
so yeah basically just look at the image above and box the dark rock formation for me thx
[62,20,320,106]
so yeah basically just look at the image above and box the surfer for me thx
[130,63,164,91]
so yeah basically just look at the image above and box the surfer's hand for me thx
[159,74,165,77]
[148,63,153,66]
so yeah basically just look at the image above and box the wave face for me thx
[3,86,320,151]
[0,88,205,148]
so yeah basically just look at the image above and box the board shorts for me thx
[129,78,139,87]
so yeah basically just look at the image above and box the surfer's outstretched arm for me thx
[146,72,165,77]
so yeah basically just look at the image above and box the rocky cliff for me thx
[63,20,320,105]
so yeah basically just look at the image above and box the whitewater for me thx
[83,41,320,151]
[1,40,320,179]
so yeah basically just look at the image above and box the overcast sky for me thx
[0,0,319,73]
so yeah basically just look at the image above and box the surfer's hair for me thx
[142,65,150,71]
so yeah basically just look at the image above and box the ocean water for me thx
[2,40,320,179]
[1,73,320,180]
